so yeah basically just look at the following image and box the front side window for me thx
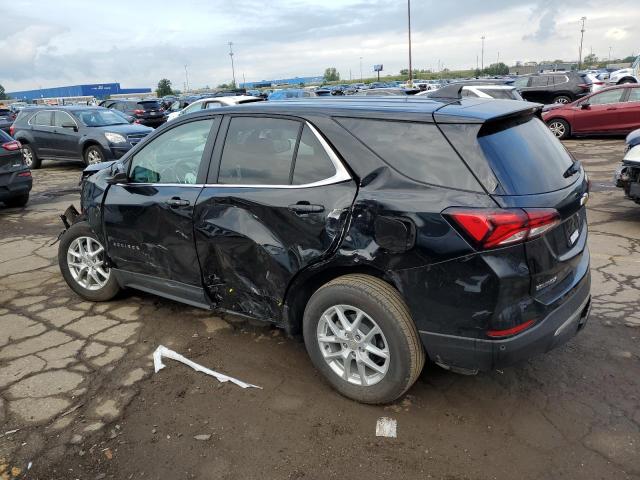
[530,76,549,87]
[129,119,214,184]
[588,89,624,105]
[338,118,480,191]
[218,117,299,185]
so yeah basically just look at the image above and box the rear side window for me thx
[477,116,575,195]
[530,76,549,87]
[32,111,52,126]
[552,75,568,85]
[218,117,300,185]
[478,89,517,100]
[292,125,336,185]
[337,118,481,191]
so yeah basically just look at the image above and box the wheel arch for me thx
[81,139,105,158]
[617,77,638,84]
[281,263,400,336]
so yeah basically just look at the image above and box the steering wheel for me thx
[159,159,200,184]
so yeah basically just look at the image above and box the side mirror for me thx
[62,122,78,131]
[106,171,128,185]
[580,103,590,109]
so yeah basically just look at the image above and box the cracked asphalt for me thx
[0,139,638,480]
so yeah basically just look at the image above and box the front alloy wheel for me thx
[547,119,570,139]
[317,305,390,386]
[67,236,110,290]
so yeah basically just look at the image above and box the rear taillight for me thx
[487,320,535,338]
[578,84,590,91]
[443,208,560,249]
[9,125,15,136]
[134,119,141,124]
[18,171,32,177]
[2,140,21,151]
[133,109,145,115]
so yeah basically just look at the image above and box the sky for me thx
[2,0,638,92]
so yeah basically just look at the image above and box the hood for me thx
[88,123,153,135]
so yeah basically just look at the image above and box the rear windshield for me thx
[338,118,481,191]
[477,116,576,195]
[138,101,161,110]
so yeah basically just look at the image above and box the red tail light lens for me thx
[18,171,32,177]
[2,140,21,151]
[487,319,535,338]
[444,208,560,249]
[133,109,145,115]
[9,125,15,136]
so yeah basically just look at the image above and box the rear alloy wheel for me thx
[552,95,572,104]
[547,119,570,140]
[303,274,425,404]
[58,222,120,302]
[22,144,40,169]
[84,145,105,166]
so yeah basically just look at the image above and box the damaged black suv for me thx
[57,92,591,404]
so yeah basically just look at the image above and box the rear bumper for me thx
[419,270,591,372]
[0,170,32,200]
[138,117,166,128]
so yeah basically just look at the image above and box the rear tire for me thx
[22,144,40,169]
[4,194,29,208]
[303,274,425,404]
[84,145,105,166]
[619,79,636,85]
[547,118,571,140]
[58,221,120,302]
[552,95,572,104]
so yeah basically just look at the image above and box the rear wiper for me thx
[563,159,581,178]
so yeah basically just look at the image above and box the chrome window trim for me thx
[120,121,352,189]
[53,110,79,129]
[28,109,55,127]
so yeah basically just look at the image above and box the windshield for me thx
[77,109,128,127]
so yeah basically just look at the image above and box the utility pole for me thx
[359,57,363,82]
[481,36,485,71]
[578,17,586,69]
[228,42,236,87]
[184,64,189,92]
[609,46,613,62]
[407,0,413,85]
[242,73,246,88]
[497,51,500,65]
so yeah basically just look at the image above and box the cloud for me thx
[605,27,628,41]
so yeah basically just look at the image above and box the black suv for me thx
[101,99,166,128]
[0,129,32,207]
[11,106,153,169]
[57,97,591,404]
[513,72,590,104]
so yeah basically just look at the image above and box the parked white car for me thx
[167,96,264,122]
[417,84,523,100]
[585,73,606,93]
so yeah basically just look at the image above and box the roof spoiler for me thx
[428,84,463,99]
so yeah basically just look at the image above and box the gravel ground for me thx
[0,138,638,480]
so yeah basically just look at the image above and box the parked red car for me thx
[542,85,640,139]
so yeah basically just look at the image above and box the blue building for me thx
[7,83,152,101]
[241,76,324,89]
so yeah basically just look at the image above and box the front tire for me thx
[58,222,120,302]
[547,118,571,140]
[303,274,425,404]
[84,145,105,166]
[22,144,41,169]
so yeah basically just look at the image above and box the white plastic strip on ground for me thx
[153,345,262,389]
[375,417,397,438]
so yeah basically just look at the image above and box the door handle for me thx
[288,202,324,214]
[166,197,190,207]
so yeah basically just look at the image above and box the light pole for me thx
[359,57,363,82]
[228,42,236,87]
[481,36,485,71]
[407,0,413,85]
[184,64,189,92]
[578,17,586,69]
[609,46,613,62]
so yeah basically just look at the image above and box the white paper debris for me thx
[152,345,261,389]
[376,417,397,438]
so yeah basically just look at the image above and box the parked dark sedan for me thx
[0,129,31,207]
[11,106,153,169]
[56,96,590,404]
[513,72,591,104]
[101,99,167,128]
[0,108,16,133]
